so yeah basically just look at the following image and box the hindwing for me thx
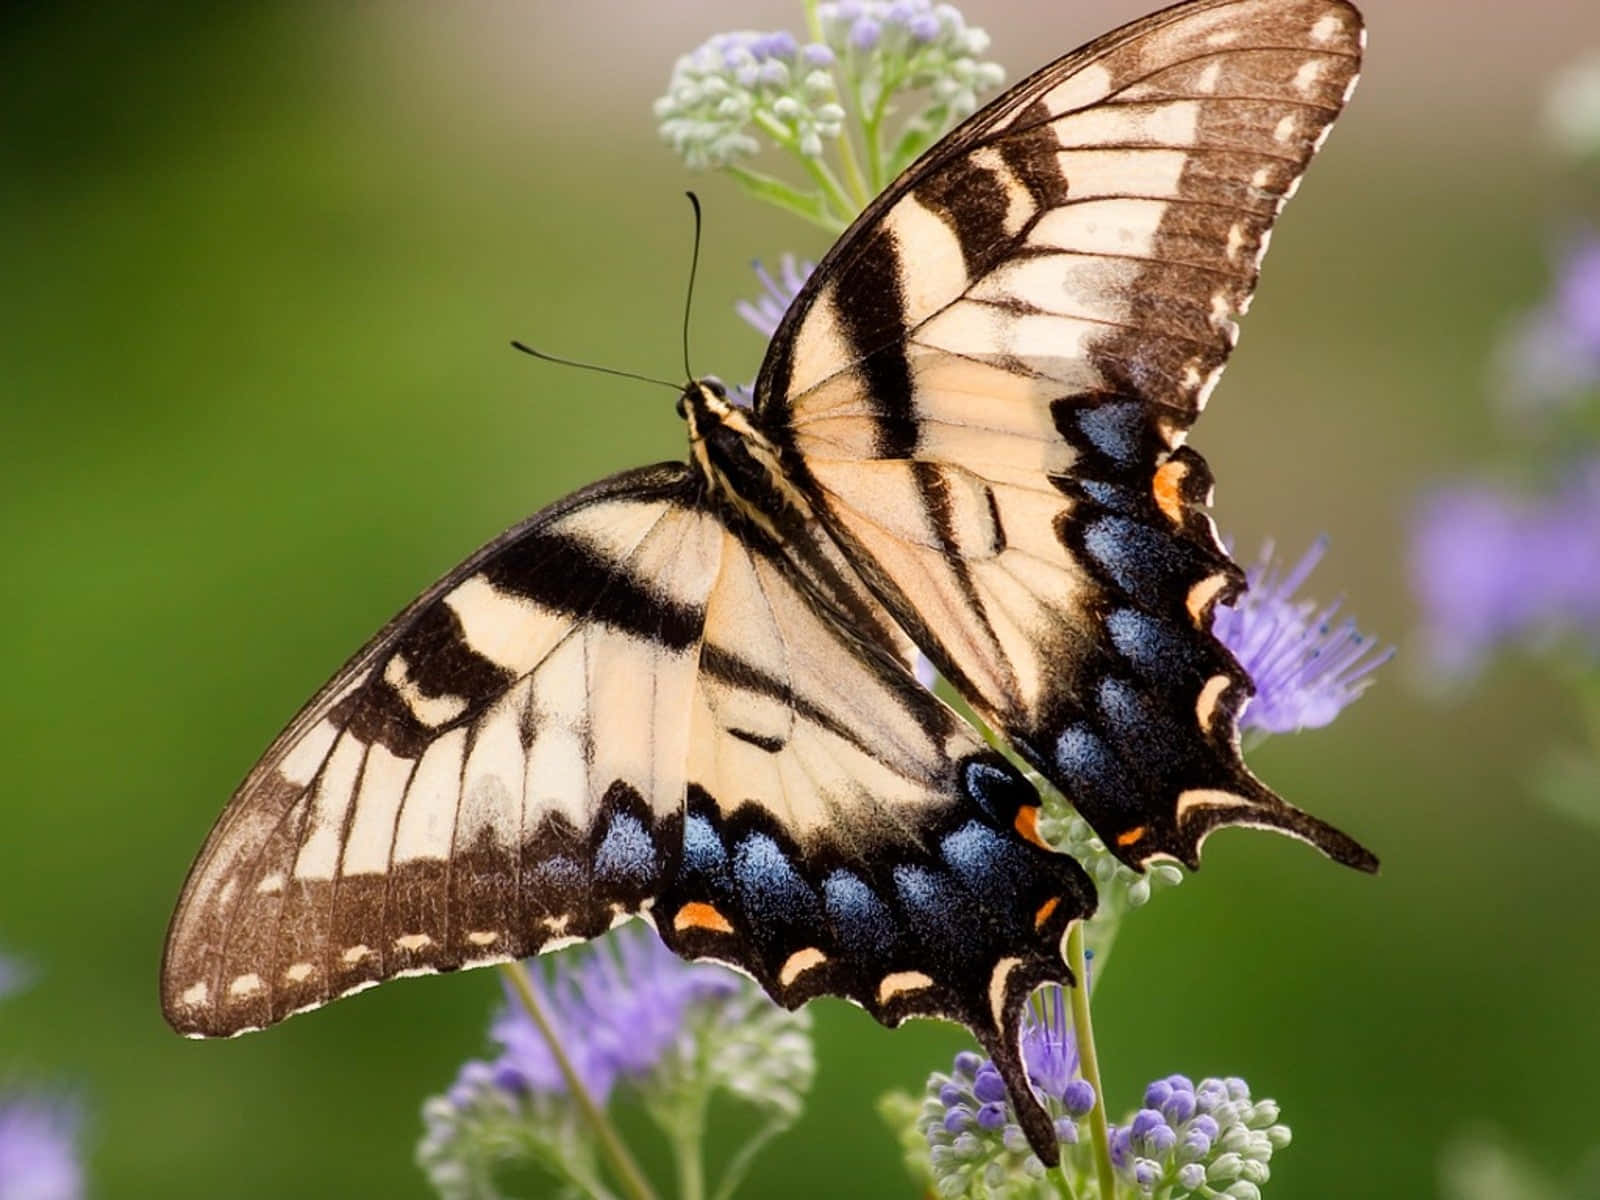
[754,0,1376,872]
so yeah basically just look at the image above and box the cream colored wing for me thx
[754,0,1376,871]
[162,464,724,1037]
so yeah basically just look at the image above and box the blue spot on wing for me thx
[940,821,1029,915]
[733,832,819,927]
[530,855,583,891]
[1072,401,1145,465]
[1055,723,1142,825]
[823,870,898,956]
[962,757,1033,822]
[1106,608,1200,680]
[593,812,656,886]
[682,814,728,879]
[1084,516,1179,608]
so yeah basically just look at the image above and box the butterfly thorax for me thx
[681,378,812,540]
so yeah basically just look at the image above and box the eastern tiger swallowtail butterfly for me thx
[163,0,1376,1164]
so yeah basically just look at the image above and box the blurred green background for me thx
[5,1,1599,1196]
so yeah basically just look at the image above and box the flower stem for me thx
[1066,924,1118,1200]
[497,963,659,1200]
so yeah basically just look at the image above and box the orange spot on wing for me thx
[673,902,734,934]
[1116,825,1148,848]
[1034,896,1060,928]
[1152,459,1187,524]
[1014,804,1050,850]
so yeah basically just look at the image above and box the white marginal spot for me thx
[279,719,339,788]
[255,872,285,895]
[1195,674,1231,733]
[228,973,264,999]
[1273,113,1298,144]
[1310,13,1343,44]
[1251,166,1273,189]
[987,957,1021,1029]
[283,962,315,985]
[1195,61,1222,92]
[1205,27,1240,46]
[394,932,433,952]
[1225,223,1246,263]
[538,935,585,955]
[1293,59,1325,95]
[342,944,373,966]
[779,947,828,988]
[540,913,573,935]
[180,982,209,1007]
[467,930,500,946]
[877,970,935,1004]
[384,655,467,728]
[217,877,237,910]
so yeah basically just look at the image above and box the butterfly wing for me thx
[754,0,1376,872]
[162,464,722,1036]
[163,464,1091,1153]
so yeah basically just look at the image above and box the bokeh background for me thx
[6,1,1600,1196]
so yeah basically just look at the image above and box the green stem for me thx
[751,110,856,223]
[709,1114,791,1200]
[498,963,659,1200]
[669,1112,705,1200]
[1066,924,1118,1200]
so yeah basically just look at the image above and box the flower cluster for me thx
[655,1,1004,231]
[815,1,1005,125]
[655,32,844,169]
[1213,539,1392,735]
[905,987,1098,1198]
[1110,1076,1290,1199]
[418,924,813,1199]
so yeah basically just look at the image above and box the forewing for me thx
[656,519,1093,1162]
[755,0,1375,871]
[162,464,722,1037]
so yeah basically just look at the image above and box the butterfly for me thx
[163,0,1375,1165]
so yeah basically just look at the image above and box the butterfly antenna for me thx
[509,341,679,392]
[682,191,703,383]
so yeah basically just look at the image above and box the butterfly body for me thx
[165,0,1375,1165]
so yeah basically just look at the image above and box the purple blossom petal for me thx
[1412,460,1600,674]
[473,923,737,1105]
[735,255,815,340]
[1019,985,1078,1101]
[1213,538,1392,732]
[1497,232,1600,416]
[0,1096,83,1200]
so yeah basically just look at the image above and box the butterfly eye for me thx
[702,375,726,398]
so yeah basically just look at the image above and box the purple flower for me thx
[0,1096,83,1200]
[452,924,737,1109]
[1108,1074,1289,1197]
[1497,232,1600,418]
[1412,459,1600,675]
[735,255,814,341]
[1213,538,1392,733]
